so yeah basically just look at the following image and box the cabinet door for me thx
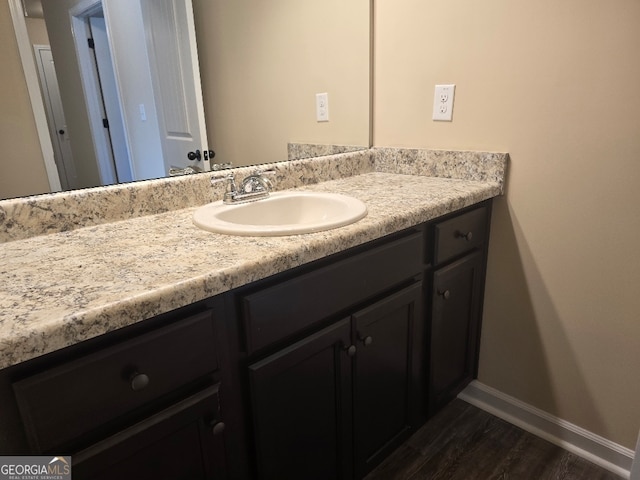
[352,282,423,478]
[72,385,226,480]
[430,251,483,414]
[248,319,353,480]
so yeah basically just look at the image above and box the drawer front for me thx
[434,206,487,265]
[13,311,217,453]
[72,384,226,480]
[242,231,424,354]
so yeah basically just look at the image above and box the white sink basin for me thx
[193,191,367,236]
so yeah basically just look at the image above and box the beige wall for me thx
[375,0,640,449]
[25,16,48,45]
[0,1,49,200]
[194,0,370,167]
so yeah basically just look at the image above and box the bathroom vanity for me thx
[232,200,492,480]
[0,150,506,479]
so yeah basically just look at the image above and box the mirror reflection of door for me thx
[33,45,77,190]
[66,0,210,184]
[141,0,210,174]
[88,14,133,184]
[24,0,210,192]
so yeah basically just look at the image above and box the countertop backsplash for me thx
[374,147,508,192]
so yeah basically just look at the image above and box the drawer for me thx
[241,231,423,354]
[13,311,217,453]
[72,384,226,480]
[434,206,487,265]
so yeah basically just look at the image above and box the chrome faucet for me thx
[211,168,276,204]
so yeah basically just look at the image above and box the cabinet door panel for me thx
[248,319,353,480]
[72,385,226,480]
[430,251,482,413]
[353,282,423,478]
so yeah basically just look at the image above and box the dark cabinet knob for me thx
[438,289,451,300]
[457,231,473,241]
[129,372,150,391]
[58,129,65,135]
[187,150,202,161]
[361,336,373,346]
[211,421,226,435]
[345,345,357,357]
[204,150,215,161]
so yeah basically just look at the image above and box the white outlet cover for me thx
[432,84,456,121]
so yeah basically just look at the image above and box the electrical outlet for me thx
[316,93,329,122]
[432,84,455,121]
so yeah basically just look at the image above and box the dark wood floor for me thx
[365,399,622,480]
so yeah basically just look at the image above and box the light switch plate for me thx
[316,93,329,122]
[432,84,455,121]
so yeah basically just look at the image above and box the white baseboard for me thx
[458,381,634,479]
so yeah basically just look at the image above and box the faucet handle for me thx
[253,168,276,176]
[212,173,238,195]
[211,173,241,203]
[253,168,276,191]
[210,172,234,185]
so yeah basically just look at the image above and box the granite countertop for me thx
[0,166,504,370]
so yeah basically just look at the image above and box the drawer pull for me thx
[360,335,373,347]
[438,289,451,300]
[456,231,473,241]
[129,372,150,391]
[211,421,226,436]
[345,345,357,357]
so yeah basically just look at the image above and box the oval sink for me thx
[193,191,367,236]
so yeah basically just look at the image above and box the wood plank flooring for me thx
[365,399,622,480]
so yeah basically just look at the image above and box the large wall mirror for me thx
[2,0,370,200]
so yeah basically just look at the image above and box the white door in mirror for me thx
[193,191,367,236]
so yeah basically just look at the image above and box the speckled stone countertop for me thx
[0,148,507,369]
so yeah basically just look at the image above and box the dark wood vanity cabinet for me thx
[247,282,423,480]
[236,231,426,480]
[5,305,229,480]
[428,203,492,415]
[1,199,493,480]
[236,201,492,480]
